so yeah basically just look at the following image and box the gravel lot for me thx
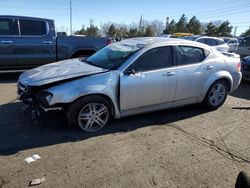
[0,73,250,188]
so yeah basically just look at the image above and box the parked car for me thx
[17,37,242,132]
[194,36,230,52]
[241,56,250,81]
[222,37,239,52]
[0,15,112,70]
[181,35,201,41]
[237,36,250,59]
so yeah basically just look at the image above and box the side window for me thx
[216,39,225,45]
[130,46,173,72]
[19,19,47,36]
[174,46,205,66]
[206,38,217,46]
[0,18,18,35]
[196,38,206,44]
[239,37,250,47]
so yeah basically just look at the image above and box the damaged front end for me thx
[17,82,62,120]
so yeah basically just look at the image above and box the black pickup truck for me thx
[0,15,112,70]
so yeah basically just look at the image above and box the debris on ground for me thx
[24,154,41,164]
[29,177,46,186]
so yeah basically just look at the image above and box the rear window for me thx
[0,18,18,35]
[206,38,217,46]
[240,37,250,47]
[19,19,47,36]
[175,46,205,66]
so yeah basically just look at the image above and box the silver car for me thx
[18,37,242,132]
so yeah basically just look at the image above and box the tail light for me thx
[237,61,241,72]
[107,39,112,45]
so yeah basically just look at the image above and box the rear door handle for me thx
[43,41,53,44]
[1,40,13,44]
[163,72,175,77]
[204,66,214,70]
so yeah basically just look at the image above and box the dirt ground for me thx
[0,73,250,188]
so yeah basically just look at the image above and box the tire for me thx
[66,95,112,132]
[235,171,250,188]
[204,80,228,110]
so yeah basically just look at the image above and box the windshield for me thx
[84,43,140,70]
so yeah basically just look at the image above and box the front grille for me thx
[243,64,250,71]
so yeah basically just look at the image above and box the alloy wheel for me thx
[208,83,226,106]
[78,102,109,132]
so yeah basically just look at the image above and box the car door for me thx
[173,46,214,105]
[15,19,56,67]
[0,18,18,68]
[120,46,177,113]
[238,37,250,58]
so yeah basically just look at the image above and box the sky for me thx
[0,0,249,36]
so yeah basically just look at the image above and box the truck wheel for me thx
[66,96,112,132]
[204,80,228,110]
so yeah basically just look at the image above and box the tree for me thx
[85,20,99,37]
[217,21,232,37]
[106,24,117,37]
[116,27,128,38]
[128,28,139,37]
[241,27,250,36]
[75,25,86,35]
[176,14,188,32]
[163,19,177,34]
[205,22,218,36]
[144,26,155,36]
[187,16,202,35]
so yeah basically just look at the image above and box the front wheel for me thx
[66,96,111,132]
[204,80,228,110]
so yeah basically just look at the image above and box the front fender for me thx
[200,71,233,101]
[46,71,121,117]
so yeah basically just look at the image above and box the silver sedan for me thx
[18,37,242,132]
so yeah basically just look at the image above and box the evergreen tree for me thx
[241,27,250,37]
[163,19,177,34]
[106,24,117,37]
[217,21,232,37]
[205,22,218,36]
[176,14,188,32]
[85,20,99,37]
[128,28,139,37]
[187,16,202,35]
[144,26,155,36]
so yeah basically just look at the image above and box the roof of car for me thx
[118,37,209,49]
[197,36,224,41]
[0,15,53,22]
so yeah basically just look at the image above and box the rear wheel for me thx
[66,96,112,132]
[204,80,228,109]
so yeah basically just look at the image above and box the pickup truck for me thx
[0,15,112,70]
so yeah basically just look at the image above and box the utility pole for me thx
[234,26,238,37]
[70,0,72,35]
[139,15,142,32]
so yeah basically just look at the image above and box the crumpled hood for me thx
[19,58,108,86]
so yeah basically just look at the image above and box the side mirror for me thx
[125,69,136,75]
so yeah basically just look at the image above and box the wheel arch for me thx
[200,71,233,101]
[69,93,116,117]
